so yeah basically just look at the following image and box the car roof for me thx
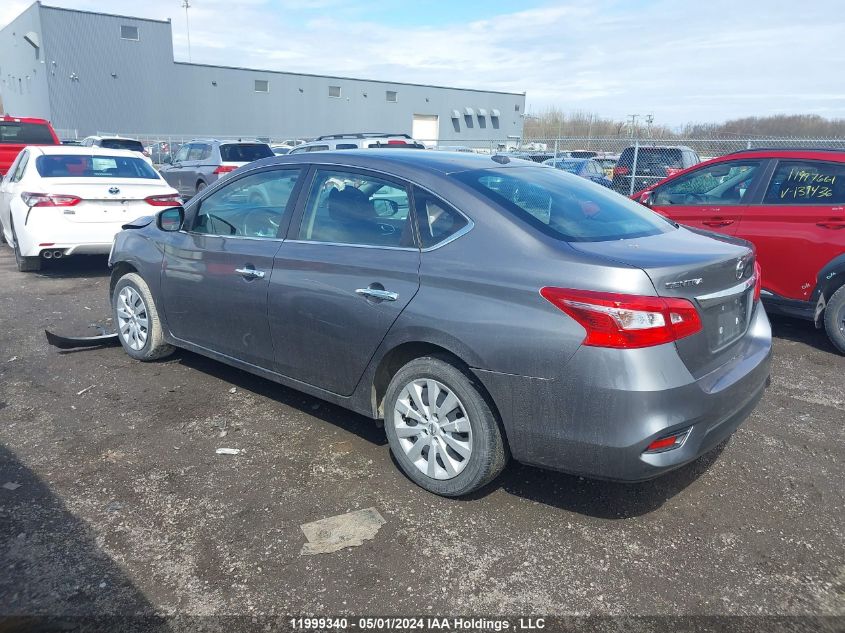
[723,148,845,160]
[28,145,147,158]
[0,115,52,125]
[243,148,546,176]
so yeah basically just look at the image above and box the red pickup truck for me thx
[0,116,60,177]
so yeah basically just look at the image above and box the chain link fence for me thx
[94,130,845,197]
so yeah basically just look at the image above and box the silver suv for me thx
[159,139,274,198]
[288,133,426,154]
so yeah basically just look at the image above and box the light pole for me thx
[182,0,192,62]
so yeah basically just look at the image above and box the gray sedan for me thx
[108,150,771,496]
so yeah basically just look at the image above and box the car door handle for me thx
[355,288,398,301]
[817,221,845,230]
[702,219,735,227]
[235,267,265,279]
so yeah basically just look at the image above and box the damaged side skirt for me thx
[45,329,120,350]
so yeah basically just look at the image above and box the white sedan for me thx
[0,145,181,271]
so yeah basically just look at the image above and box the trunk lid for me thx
[42,178,175,224]
[570,227,757,377]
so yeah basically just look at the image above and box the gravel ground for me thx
[0,250,843,624]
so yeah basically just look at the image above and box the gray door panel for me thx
[268,243,420,395]
[161,233,281,367]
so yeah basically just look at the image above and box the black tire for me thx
[383,356,508,497]
[196,181,207,195]
[10,218,41,272]
[0,218,6,244]
[823,284,845,354]
[112,272,174,361]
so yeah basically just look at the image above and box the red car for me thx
[0,116,60,177]
[632,148,845,353]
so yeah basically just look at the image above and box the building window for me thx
[386,90,397,103]
[514,104,520,112]
[255,79,269,93]
[328,85,341,98]
[120,25,139,41]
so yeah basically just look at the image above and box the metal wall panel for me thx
[0,4,525,141]
[0,3,51,120]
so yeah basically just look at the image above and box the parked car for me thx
[567,150,599,159]
[0,115,60,177]
[158,139,274,198]
[81,136,152,164]
[631,147,845,352]
[147,141,182,166]
[543,158,613,188]
[0,146,180,272]
[613,145,700,194]
[108,150,771,496]
[595,155,619,179]
[271,146,291,155]
[288,133,426,153]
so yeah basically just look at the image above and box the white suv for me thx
[288,133,426,154]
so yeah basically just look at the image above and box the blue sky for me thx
[3,0,845,127]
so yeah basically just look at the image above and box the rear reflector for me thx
[213,165,238,174]
[144,194,182,206]
[613,166,630,176]
[645,429,690,453]
[21,192,82,207]
[753,261,762,302]
[540,287,702,349]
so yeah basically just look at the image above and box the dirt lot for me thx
[1,250,843,623]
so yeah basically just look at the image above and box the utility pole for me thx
[627,114,639,138]
[182,0,192,62]
[645,114,654,139]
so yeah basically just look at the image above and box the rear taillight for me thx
[613,166,630,176]
[753,261,762,302]
[144,194,182,207]
[21,192,82,207]
[540,287,702,349]
[214,165,238,174]
[387,140,407,145]
[665,167,682,176]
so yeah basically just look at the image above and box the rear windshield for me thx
[618,147,683,168]
[0,121,55,144]
[569,151,597,158]
[35,155,159,179]
[551,160,583,173]
[100,138,144,152]
[220,143,273,162]
[455,166,674,242]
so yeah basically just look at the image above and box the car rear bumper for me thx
[474,304,772,482]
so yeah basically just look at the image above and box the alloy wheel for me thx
[393,379,472,480]
[116,286,149,351]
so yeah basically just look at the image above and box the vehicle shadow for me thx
[479,441,728,519]
[0,444,168,629]
[173,349,728,516]
[34,255,111,279]
[175,350,388,446]
[768,313,839,355]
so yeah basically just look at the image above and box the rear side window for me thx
[219,143,273,162]
[100,138,144,152]
[763,161,845,204]
[0,121,55,144]
[455,167,674,242]
[35,154,159,178]
[414,188,469,248]
[335,143,358,150]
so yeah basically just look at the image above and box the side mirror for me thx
[162,155,173,164]
[640,191,654,207]
[373,199,400,217]
[158,207,184,232]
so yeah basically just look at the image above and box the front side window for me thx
[653,160,761,206]
[456,167,674,242]
[414,188,469,248]
[173,145,190,163]
[192,169,302,238]
[35,154,158,178]
[298,170,413,247]
[763,160,845,204]
[10,151,29,182]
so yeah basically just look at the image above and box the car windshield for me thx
[0,121,55,144]
[100,139,144,152]
[619,148,683,168]
[219,143,274,162]
[455,167,674,242]
[35,154,160,178]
